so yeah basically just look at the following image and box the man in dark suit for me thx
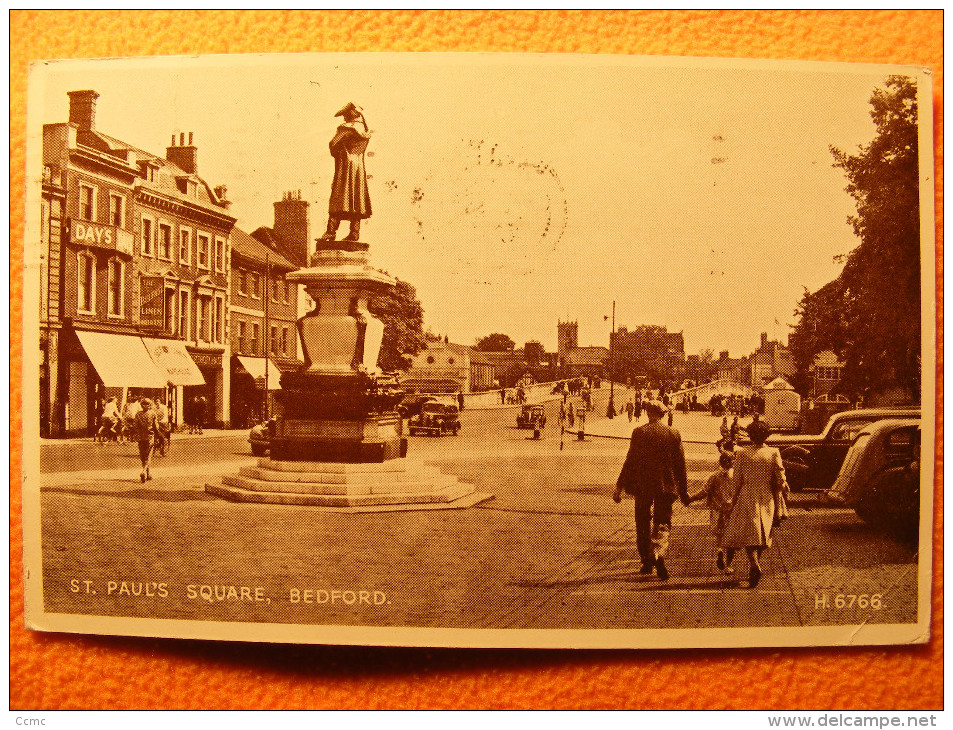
[613,400,690,580]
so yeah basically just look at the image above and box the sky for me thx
[30,53,918,357]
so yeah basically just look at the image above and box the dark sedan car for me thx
[825,419,921,537]
[516,404,547,429]
[408,402,460,436]
[766,407,920,491]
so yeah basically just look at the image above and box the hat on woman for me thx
[746,420,772,443]
[139,398,154,410]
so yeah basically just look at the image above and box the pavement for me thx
[31,398,920,636]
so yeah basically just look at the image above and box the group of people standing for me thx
[613,400,788,588]
[96,392,209,483]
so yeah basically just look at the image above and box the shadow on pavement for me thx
[40,486,218,502]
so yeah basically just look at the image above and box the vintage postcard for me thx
[21,53,936,649]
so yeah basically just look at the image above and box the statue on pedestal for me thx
[319,102,372,243]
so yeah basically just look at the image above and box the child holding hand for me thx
[690,452,736,573]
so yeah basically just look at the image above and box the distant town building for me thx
[717,351,749,384]
[748,332,796,389]
[402,341,495,394]
[611,325,686,382]
[557,320,579,367]
[564,346,609,378]
[807,350,845,400]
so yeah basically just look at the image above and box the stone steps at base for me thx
[257,458,418,474]
[222,473,459,496]
[238,465,442,485]
[205,480,486,509]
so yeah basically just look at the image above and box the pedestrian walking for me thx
[730,416,740,442]
[132,398,160,483]
[196,394,208,434]
[96,397,120,443]
[612,400,690,580]
[689,452,736,574]
[155,398,171,456]
[625,400,634,422]
[121,396,142,443]
[722,420,788,588]
[457,391,465,412]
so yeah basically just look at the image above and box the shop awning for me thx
[142,337,206,386]
[236,356,282,390]
[74,330,168,388]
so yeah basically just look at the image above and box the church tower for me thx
[557,320,578,366]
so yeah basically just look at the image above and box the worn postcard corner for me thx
[21,52,936,650]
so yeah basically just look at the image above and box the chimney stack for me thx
[166,131,198,174]
[273,190,311,267]
[67,90,100,131]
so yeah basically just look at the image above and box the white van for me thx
[763,388,801,431]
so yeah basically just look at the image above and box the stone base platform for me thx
[205,458,493,512]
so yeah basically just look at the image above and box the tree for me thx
[791,75,921,399]
[475,333,516,352]
[368,277,426,372]
[787,280,850,395]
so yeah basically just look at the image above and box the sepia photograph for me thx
[21,51,935,650]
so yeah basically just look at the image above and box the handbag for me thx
[773,490,789,527]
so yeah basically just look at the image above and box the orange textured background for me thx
[10,10,942,710]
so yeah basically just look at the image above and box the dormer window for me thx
[187,180,198,198]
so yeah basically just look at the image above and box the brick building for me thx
[229,227,301,427]
[40,90,235,435]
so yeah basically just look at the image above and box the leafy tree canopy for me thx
[791,75,921,399]
[475,333,516,352]
[368,278,426,372]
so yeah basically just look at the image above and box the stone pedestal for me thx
[205,237,492,511]
[206,458,490,512]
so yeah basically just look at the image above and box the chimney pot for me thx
[67,90,100,131]
[180,132,185,146]
[188,132,193,145]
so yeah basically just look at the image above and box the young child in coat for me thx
[690,451,736,573]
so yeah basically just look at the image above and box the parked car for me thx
[248,417,277,456]
[824,419,921,536]
[765,407,920,491]
[408,402,460,436]
[396,394,436,420]
[516,404,547,429]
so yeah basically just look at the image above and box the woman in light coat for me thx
[722,420,788,587]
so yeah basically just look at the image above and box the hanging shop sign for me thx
[139,276,165,329]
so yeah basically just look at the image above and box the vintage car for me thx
[248,418,277,456]
[408,402,461,436]
[396,394,436,420]
[766,407,920,492]
[516,404,547,429]
[824,419,921,536]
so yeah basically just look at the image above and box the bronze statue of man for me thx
[319,102,372,242]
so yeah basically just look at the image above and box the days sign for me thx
[69,220,133,254]
[139,276,164,328]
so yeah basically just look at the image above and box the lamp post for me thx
[606,300,616,419]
